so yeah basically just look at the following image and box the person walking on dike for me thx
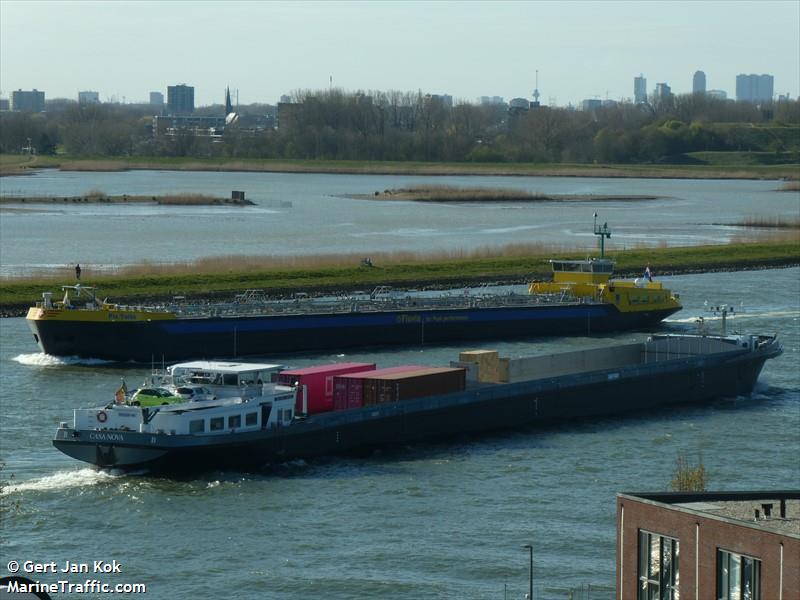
[75,264,81,281]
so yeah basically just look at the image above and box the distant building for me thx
[152,115,225,138]
[279,94,292,104]
[427,93,453,108]
[708,89,728,100]
[167,84,195,114]
[581,98,602,112]
[480,96,505,105]
[0,98,9,111]
[78,91,100,104]
[12,89,45,112]
[736,74,774,103]
[693,70,706,94]
[634,75,647,104]
[654,82,672,105]
[150,91,164,106]
[508,97,530,116]
[617,490,799,600]
[276,101,302,131]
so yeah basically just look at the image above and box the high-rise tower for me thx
[693,71,706,94]
[634,75,647,103]
[736,74,774,102]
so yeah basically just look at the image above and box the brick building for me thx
[616,491,799,600]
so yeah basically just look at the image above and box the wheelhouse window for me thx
[638,530,679,600]
[189,419,204,434]
[210,417,224,431]
[717,549,760,600]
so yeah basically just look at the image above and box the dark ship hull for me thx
[30,303,679,362]
[53,334,780,472]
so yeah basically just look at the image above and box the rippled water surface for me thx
[2,267,798,599]
[1,171,798,276]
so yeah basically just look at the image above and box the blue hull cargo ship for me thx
[27,257,681,362]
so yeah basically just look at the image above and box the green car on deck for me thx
[129,387,183,407]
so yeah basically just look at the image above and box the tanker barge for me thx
[27,257,681,362]
[53,332,780,472]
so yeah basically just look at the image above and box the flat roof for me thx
[169,361,284,374]
[279,362,375,375]
[620,491,800,538]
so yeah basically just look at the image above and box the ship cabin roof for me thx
[550,258,614,274]
[168,361,284,375]
[549,258,615,284]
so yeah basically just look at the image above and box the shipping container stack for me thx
[364,367,467,405]
[332,366,425,410]
[276,363,376,414]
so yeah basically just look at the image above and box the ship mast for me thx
[593,213,611,258]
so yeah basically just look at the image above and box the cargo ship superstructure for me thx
[52,332,781,472]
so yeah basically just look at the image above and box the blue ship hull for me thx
[30,303,680,362]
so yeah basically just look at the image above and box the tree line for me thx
[1,88,798,164]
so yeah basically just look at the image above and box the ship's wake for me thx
[12,353,112,367]
[665,309,800,324]
[1,467,130,496]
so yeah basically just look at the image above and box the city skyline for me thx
[1,1,799,107]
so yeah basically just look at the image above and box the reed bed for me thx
[735,216,800,229]
[0,190,239,205]
[375,185,547,202]
[3,155,797,180]
[115,242,574,278]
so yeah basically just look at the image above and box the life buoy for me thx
[97,410,108,423]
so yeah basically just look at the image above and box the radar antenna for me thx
[593,213,611,258]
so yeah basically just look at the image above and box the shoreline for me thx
[2,157,798,181]
[3,260,796,318]
[0,194,254,206]
[352,188,663,202]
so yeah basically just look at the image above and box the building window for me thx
[717,549,760,600]
[638,530,679,600]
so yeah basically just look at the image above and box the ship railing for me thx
[163,290,604,317]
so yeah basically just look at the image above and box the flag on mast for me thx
[115,380,127,403]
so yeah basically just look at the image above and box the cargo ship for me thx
[53,331,781,472]
[26,257,681,362]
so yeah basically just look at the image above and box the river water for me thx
[1,172,799,598]
[1,265,798,599]
[0,171,798,277]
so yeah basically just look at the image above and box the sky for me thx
[1,0,798,108]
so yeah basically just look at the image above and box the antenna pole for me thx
[593,213,611,258]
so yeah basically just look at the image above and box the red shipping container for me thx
[277,363,375,414]
[333,366,425,410]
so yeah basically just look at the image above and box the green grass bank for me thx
[2,241,798,315]
[2,154,799,180]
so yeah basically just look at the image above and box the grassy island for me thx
[0,191,254,206]
[355,185,661,202]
